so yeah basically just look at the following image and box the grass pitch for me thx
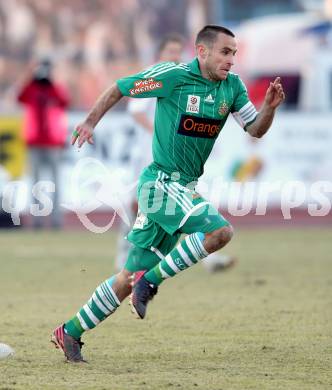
[0,228,331,390]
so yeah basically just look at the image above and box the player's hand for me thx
[72,122,94,148]
[264,77,285,109]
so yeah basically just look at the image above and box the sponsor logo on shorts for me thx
[186,95,201,113]
[177,114,222,139]
[130,78,163,96]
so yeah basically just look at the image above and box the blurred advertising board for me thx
[0,116,26,179]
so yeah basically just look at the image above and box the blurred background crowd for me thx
[0,0,330,110]
[0,0,203,110]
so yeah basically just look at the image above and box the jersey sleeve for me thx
[231,75,258,129]
[117,62,183,99]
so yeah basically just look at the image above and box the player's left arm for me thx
[246,77,285,138]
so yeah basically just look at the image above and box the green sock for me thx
[145,232,208,286]
[64,276,120,340]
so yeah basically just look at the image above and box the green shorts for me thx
[125,166,230,272]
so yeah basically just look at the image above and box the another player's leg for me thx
[115,201,137,271]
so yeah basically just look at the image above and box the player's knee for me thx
[216,225,233,249]
[206,225,234,252]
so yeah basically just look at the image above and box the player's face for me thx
[159,42,183,63]
[203,33,237,81]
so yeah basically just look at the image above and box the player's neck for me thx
[198,61,219,82]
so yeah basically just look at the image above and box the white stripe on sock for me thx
[83,304,100,326]
[96,286,116,312]
[92,293,112,316]
[177,244,194,266]
[77,312,89,330]
[191,234,207,258]
[165,254,181,273]
[189,234,203,258]
[193,233,209,257]
[100,284,117,307]
[159,262,171,279]
[185,235,201,261]
[104,283,120,306]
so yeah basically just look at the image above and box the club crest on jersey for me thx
[218,101,229,116]
[186,95,200,113]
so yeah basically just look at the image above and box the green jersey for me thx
[117,58,257,184]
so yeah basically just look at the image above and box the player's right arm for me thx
[73,62,184,148]
[72,83,123,148]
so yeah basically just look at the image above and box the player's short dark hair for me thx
[195,25,235,47]
[157,33,184,54]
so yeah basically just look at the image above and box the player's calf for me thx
[112,269,134,301]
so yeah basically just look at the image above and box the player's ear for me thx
[196,44,208,60]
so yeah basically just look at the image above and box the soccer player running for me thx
[115,34,184,272]
[117,34,236,274]
[52,25,285,362]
